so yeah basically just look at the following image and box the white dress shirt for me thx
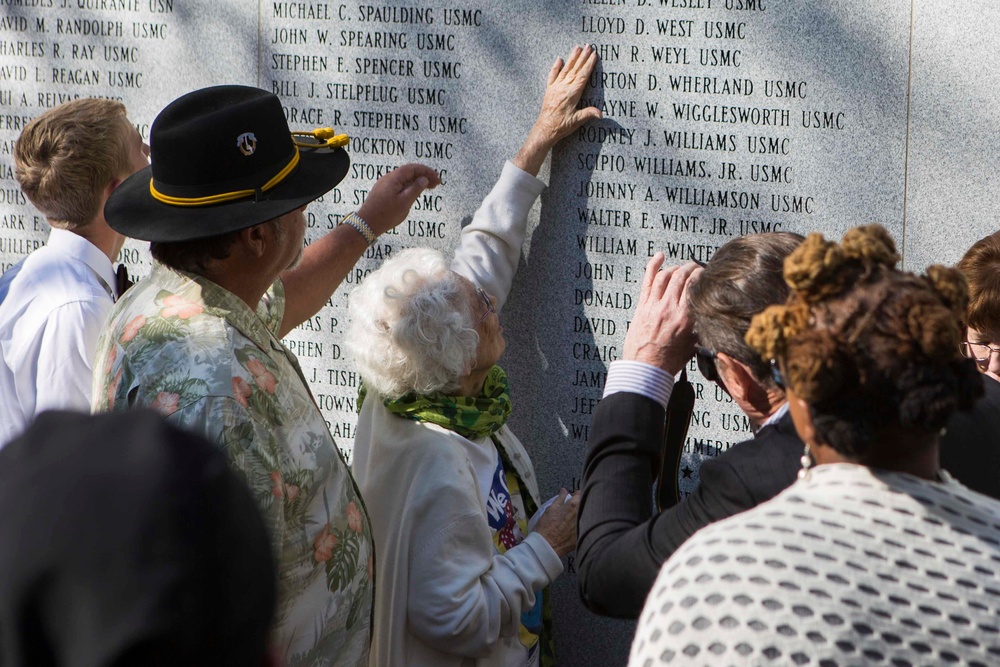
[0,228,116,445]
[603,359,676,408]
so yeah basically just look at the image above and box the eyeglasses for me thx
[695,346,720,384]
[475,287,495,325]
[961,341,1000,366]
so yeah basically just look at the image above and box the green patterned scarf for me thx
[358,365,556,665]
[360,365,512,438]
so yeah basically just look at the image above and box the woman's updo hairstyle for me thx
[346,248,481,398]
[746,225,982,458]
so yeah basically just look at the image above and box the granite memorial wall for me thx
[0,0,995,662]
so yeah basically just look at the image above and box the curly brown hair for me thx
[745,225,982,458]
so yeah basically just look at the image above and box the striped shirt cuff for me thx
[602,360,675,409]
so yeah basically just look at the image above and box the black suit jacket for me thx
[941,374,1000,499]
[577,392,803,619]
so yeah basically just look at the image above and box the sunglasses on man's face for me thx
[694,346,720,384]
[695,346,786,390]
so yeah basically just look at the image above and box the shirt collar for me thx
[761,401,790,429]
[46,228,117,298]
[152,263,278,354]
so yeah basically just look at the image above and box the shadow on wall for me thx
[498,51,643,667]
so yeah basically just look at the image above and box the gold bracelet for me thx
[341,211,377,245]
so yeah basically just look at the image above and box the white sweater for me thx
[352,162,564,667]
[629,463,1000,666]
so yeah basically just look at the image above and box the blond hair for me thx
[14,99,133,229]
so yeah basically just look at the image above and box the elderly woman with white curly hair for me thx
[347,46,600,667]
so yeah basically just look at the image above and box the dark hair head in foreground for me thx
[746,224,982,460]
[0,411,276,667]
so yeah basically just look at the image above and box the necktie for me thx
[656,368,696,511]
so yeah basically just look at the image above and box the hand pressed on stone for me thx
[514,45,602,176]
[623,253,703,375]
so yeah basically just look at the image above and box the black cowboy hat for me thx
[105,85,349,242]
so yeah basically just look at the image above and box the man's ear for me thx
[240,223,269,258]
[99,177,123,209]
[715,352,760,405]
[92,178,124,226]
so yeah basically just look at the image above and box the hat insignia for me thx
[236,132,257,156]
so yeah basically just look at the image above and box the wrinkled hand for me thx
[623,254,703,375]
[533,489,580,557]
[533,45,602,146]
[357,163,441,235]
[514,45,602,175]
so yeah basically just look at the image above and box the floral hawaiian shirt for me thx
[92,262,372,667]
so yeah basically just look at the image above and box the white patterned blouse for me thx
[629,463,1000,667]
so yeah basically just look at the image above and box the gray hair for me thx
[688,232,804,385]
[346,248,480,398]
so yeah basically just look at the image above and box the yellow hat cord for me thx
[291,128,349,149]
[148,128,348,208]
